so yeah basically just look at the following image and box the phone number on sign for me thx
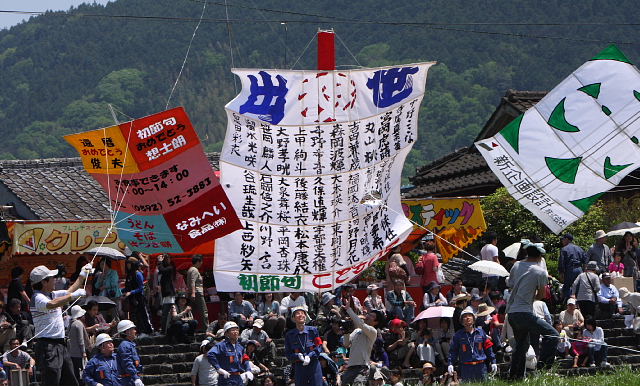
[129,177,213,213]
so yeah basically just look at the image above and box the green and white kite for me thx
[476,45,640,234]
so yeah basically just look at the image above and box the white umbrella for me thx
[86,246,126,260]
[503,242,521,259]
[606,222,640,237]
[468,260,510,277]
[412,306,455,324]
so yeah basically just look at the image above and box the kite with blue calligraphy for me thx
[65,107,242,253]
[477,45,640,234]
[216,63,435,292]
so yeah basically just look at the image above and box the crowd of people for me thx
[2,228,640,385]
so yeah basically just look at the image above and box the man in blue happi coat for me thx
[558,233,587,300]
[116,320,144,386]
[284,306,323,386]
[83,333,121,386]
[448,307,497,382]
[207,321,253,386]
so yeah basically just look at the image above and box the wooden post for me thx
[317,29,336,70]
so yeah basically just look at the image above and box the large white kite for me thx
[477,45,640,234]
[215,63,434,292]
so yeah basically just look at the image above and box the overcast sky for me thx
[1,1,112,30]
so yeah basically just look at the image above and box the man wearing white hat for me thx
[586,230,612,273]
[68,305,91,384]
[207,321,253,386]
[116,319,144,386]
[83,333,120,386]
[191,340,217,386]
[448,307,496,382]
[29,263,92,386]
[240,318,276,368]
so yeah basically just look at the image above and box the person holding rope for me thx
[29,263,91,386]
[505,240,558,380]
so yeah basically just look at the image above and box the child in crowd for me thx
[554,320,571,358]
[608,253,624,277]
[416,328,436,364]
[390,369,404,386]
[571,327,591,368]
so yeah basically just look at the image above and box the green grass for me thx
[404,365,640,386]
[475,365,640,386]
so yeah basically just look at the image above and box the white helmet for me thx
[95,333,113,347]
[223,321,239,334]
[117,319,136,334]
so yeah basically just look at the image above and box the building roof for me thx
[406,90,546,198]
[0,153,220,221]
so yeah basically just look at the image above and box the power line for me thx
[0,10,637,45]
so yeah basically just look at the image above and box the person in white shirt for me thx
[583,318,608,367]
[279,292,306,329]
[191,340,217,386]
[480,232,500,290]
[341,301,384,386]
[29,263,92,386]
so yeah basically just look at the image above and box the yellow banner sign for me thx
[12,221,125,255]
[402,198,487,262]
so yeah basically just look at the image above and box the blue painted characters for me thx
[239,71,289,125]
[367,67,419,108]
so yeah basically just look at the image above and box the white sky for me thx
[1,1,112,30]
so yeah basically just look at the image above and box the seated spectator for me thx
[416,328,436,364]
[384,318,415,369]
[583,318,608,367]
[445,279,467,304]
[571,327,590,367]
[554,320,571,358]
[388,260,409,284]
[422,281,447,309]
[167,293,197,343]
[7,267,30,311]
[371,332,390,369]
[262,374,277,386]
[450,293,470,332]
[279,292,307,324]
[432,318,452,364]
[228,292,258,329]
[244,340,268,377]
[191,340,217,386]
[489,291,505,310]
[68,305,91,383]
[418,361,437,386]
[0,363,6,386]
[83,300,116,337]
[316,293,342,333]
[336,284,363,316]
[256,293,286,339]
[364,284,386,314]
[240,319,276,368]
[318,353,339,386]
[322,317,344,354]
[559,298,584,337]
[4,299,33,343]
[474,303,495,332]
[389,368,404,386]
[598,273,623,318]
[386,280,416,323]
[206,312,228,339]
[619,287,640,314]
[0,301,16,352]
[2,338,34,381]
[468,294,483,314]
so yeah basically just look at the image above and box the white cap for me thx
[117,319,136,334]
[30,265,58,284]
[223,321,239,333]
[253,319,264,329]
[567,298,576,305]
[200,339,210,348]
[69,305,86,320]
[95,333,113,347]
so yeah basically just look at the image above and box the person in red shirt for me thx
[416,242,440,291]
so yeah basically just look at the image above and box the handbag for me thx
[436,265,445,284]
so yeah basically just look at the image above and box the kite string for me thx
[290,30,317,70]
[334,31,362,68]
[166,0,207,109]
[223,0,237,94]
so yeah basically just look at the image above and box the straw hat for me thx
[451,293,471,303]
[476,303,496,317]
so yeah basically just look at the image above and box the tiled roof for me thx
[0,153,220,220]
[406,147,499,198]
[407,90,547,198]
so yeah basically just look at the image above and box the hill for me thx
[1,0,639,179]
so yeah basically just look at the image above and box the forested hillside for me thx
[1,0,639,179]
